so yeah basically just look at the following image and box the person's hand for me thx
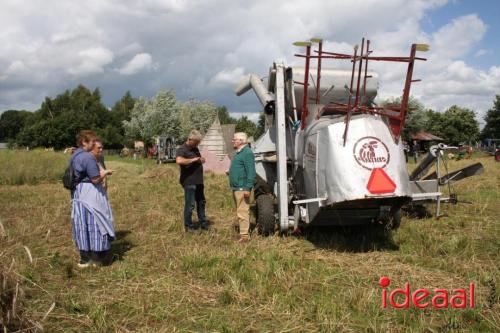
[100,169,114,178]
[200,157,206,164]
[225,170,229,175]
[243,191,251,198]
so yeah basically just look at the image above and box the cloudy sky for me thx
[0,0,499,125]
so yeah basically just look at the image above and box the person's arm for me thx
[176,156,200,165]
[91,169,113,184]
[83,156,110,185]
[242,150,256,196]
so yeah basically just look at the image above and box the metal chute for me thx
[234,74,275,113]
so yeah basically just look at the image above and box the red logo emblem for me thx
[353,136,390,170]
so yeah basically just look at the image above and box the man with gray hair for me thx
[228,132,256,243]
[176,130,209,232]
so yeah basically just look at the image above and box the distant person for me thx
[90,139,107,190]
[70,130,115,267]
[403,141,409,163]
[410,140,419,163]
[175,130,209,232]
[120,147,129,157]
[466,145,473,159]
[228,132,256,243]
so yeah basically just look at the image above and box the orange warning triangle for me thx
[366,168,396,194]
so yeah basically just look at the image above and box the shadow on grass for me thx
[107,230,133,265]
[302,225,400,253]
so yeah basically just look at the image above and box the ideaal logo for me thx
[353,136,390,170]
[379,277,475,309]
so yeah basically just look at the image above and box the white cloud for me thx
[118,53,153,75]
[208,67,246,87]
[367,13,493,121]
[6,60,27,74]
[474,49,490,57]
[68,47,114,76]
[432,14,486,59]
[230,111,260,123]
[117,42,143,56]
[0,0,497,125]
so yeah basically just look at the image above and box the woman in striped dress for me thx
[70,130,115,268]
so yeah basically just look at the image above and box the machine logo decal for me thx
[353,136,390,170]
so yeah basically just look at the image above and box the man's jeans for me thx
[183,184,208,229]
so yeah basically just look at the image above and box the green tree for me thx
[422,109,444,135]
[111,91,136,126]
[16,84,111,149]
[0,110,33,141]
[235,116,259,139]
[428,106,480,144]
[218,106,236,124]
[102,91,137,148]
[123,90,180,144]
[382,96,426,141]
[256,113,266,138]
[124,91,221,144]
[481,95,500,139]
[179,99,217,140]
[96,125,125,149]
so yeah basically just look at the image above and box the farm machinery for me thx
[234,38,483,234]
[154,136,177,163]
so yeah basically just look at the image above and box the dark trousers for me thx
[183,184,207,229]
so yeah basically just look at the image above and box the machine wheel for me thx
[387,209,402,230]
[256,194,276,236]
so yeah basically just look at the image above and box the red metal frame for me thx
[293,39,426,142]
[300,45,311,130]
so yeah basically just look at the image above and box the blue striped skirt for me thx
[71,184,112,252]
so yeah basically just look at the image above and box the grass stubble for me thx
[0,150,498,332]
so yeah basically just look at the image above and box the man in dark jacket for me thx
[228,132,256,243]
[176,130,209,232]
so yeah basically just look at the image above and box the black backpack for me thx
[62,151,83,191]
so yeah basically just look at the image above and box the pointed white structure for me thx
[199,115,226,156]
[199,114,235,174]
[199,114,236,158]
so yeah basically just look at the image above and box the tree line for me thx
[387,95,500,144]
[0,85,264,149]
[1,85,498,149]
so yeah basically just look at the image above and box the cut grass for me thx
[0,151,498,332]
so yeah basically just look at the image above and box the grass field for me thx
[0,150,498,332]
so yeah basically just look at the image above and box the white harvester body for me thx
[235,40,434,233]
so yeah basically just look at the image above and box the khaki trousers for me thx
[233,191,250,237]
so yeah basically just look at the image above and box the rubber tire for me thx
[256,194,276,236]
[388,209,402,230]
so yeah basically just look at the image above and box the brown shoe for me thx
[234,236,249,244]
